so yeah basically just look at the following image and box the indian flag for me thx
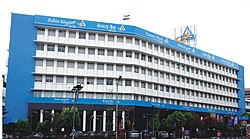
[123,14,130,20]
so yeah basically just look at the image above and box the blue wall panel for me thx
[237,65,245,115]
[5,13,36,123]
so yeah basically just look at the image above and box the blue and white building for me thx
[5,13,245,131]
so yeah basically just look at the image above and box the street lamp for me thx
[72,84,83,139]
[116,75,122,139]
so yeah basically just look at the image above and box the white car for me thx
[2,133,8,139]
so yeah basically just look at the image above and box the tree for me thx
[16,119,32,136]
[106,107,114,132]
[54,107,80,135]
[164,111,186,137]
[149,115,161,130]
[37,120,51,135]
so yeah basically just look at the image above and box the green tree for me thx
[54,107,80,135]
[16,119,32,136]
[165,111,186,137]
[37,120,51,135]
[106,107,114,132]
[149,115,161,130]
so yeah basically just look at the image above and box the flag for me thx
[123,14,130,20]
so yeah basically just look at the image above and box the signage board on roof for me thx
[34,15,239,70]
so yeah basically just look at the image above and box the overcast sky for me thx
[0,0,249,87]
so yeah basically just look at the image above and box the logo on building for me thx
[118,25,125,31]
[77,21,86,27]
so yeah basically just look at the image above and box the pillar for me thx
[51,110,54,121]
[93,111,96,131]
[40,110,43,123]
[103,111,106,131]
[122,111,125,129]
[82,110,86,131]
[113,111,116,131]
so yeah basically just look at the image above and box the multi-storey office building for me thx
[6,13,245,131]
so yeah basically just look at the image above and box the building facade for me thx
[5,13,245,131]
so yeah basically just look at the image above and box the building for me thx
[5,13,245,131]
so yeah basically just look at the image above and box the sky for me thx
[0,0,250,87]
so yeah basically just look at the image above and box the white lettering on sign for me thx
[47,18,84,28]
[145,32,164,43]
[202,52,215,60]
[177,43,195,53]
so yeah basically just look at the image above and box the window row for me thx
[36,59,238,92]
[35,75,237,103]
[37,28,237,76]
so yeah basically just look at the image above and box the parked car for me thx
[70,131,85,137]
[128,130,140,138]
[141,130,151,139]
[3,133,8,139]
[158,131,169,139]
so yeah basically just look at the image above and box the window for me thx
[88,48,95,55]
[148,43,152,49]
[160,85,164,91]
[56,76,64,83]
[148,56,152,62]
[148,70,152,76]
[58,45,65,52]
[68,46,75,53]
[135,38,139,45]
[134,81,139,87]
[125,80,131,86]
[134,53,139,59]
[87,78,94,84]
[116,50,123,57]
[48,29,55,36]
[77,77,84,84]
[117,36,123,43]
[37,28,45,35]
[89,33,95,40]
[69,31,76,38]
[35,75,42,82]
[115,65,122,72]
[108,35,114,42]
[141,68,146,74]
[67,61,75,68]
[141,54,145,61]
[154,58,158,64]
[97,64,104,70]
[126,37,132,43]
[148,83,152,89]
[154,71,158,77]
[154,84,158,90]
[59,30,66,37]
[46,60,54,67]
[98,49,105,55]
[46,76,53,82]
[87,63,94,69]
[154,46,158,51]
[134,66,139,73]
[47,44,55,51]
[36,60,43,66]
[142,41,146,47]
[97,78,104,85]
[67,76,74,83]
[160,47,164,53]
[77,62,84,69]
[126,51,132,58]
[106,79,113,85]
[37,44,44,50]
[160,59,164,65]
[57,61,64,67]
[107,50,114,56]
[107,64,113,71]
[78,47,85,54]
[98,34,105,41]
[125,66,132,72]
[79,32,86,39]
[141,82,145,88]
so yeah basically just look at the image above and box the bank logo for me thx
[78,21,86,27]
[119,25,125,31]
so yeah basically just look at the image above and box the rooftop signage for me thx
[34,15,239,70]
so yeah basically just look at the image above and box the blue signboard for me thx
[28,97,237,115]
[34,15,239,70]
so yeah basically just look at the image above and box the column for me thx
[51,110,54,121]
[122,111,125,129]
[103,111,106,131]
[113,111,116,131]
[40,110,43,123]
[93,111,96,131]
[82,110,86,131]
